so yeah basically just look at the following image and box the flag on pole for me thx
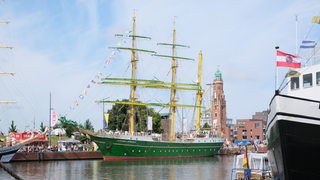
[312,16,320,24]
[103,113,109,129]
[51,109,57,127]
[276,50,301,68]
[243,146,249,169]
[300,40,316,48]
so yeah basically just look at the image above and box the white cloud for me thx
[1,0,320,133]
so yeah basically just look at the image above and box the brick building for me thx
[211,68,229,140]
[235,118,266,142]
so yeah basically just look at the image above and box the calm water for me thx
[1,155,234,180]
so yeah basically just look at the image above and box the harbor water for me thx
[0,155,234,180]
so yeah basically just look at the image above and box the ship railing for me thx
[98,130,163,139]
[230,168,272,180]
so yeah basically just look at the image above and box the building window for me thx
[255,123,260,128]
[303,73,312,88]
[242,136,247,139]
[242,130,247,135]
[291,77,299,90]
[317,72,320,85]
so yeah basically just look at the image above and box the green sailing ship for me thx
[62,15,224,160]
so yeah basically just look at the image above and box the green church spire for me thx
[215,68,222,81]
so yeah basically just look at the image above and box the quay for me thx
[11,151,102,162]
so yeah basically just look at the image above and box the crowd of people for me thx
[18,140,98,153]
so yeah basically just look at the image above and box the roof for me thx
[215,68,222,81]
[57,138,80,144]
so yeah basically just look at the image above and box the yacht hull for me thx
[267,93,320,179]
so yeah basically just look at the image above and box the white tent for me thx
[50,128,66,136]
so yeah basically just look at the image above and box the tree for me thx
[152,113,164,133]
[8,120,18,133]
[107,100,130,131]
[83,119,94,132]
[40,122,46,132]
[202,122,211,129]
[107,99,164,133]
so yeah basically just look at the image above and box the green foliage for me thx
[107,100,130,131]
[50,135,69,145]
[202,122,211,129]
[152,113,164,133]
[40,122,46,132]
[8,120,17,133]
[83,119,94,132]
[107,99,164,133]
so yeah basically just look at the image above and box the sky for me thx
[1,0,320,133]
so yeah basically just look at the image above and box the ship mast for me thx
[169,22,177,142]
[0,20,15,104]
[129,15,137,134]
[98,17,200,139]
[155,20,194,141]
[196,51,203,131]
[98,13,155,134]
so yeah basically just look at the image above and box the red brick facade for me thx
[211,69,229,140]
[235,119,266,142]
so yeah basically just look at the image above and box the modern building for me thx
[225,118,235,142]
[234,116,267,142]
[252,111,268,121]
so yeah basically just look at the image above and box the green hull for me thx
[89,134,223,160]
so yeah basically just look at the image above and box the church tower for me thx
[211,68,227,137]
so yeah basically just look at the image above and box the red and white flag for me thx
[51,109,57,127]
[276,50,301,68]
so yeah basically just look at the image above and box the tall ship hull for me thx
[89,134,223,160]
[267,92,320,179]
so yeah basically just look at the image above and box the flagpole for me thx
[49,92,52,149]
[275,46,279,90]
[314,46,316,65]
[295,15,298,54]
